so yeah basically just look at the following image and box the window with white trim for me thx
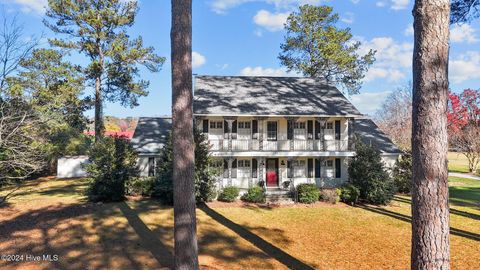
[325,160,333,167]
[326,122,333,129]
[293,160,306,177]
[238,121,251,129]
[294,122,306,129]
[209,121,223,129]
[238,160,251,167]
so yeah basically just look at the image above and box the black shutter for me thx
[202,119,209,133]
[232,120,237,139]
[307,158,313,178]
[252,158,258,178]
[232,120,237,133]
[315,158,321,178]
[224,120,229,133]
[287,160,293,178]
[335,120,341,140]
[287,121,293,140]
[307,120,313,139]
[335,158,341,178]
[223,159,229,178]
[315,120,321,140]
[252,120,258,138]
[231,159,237,178]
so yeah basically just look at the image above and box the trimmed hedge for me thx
[218,186,240,202]
[241,186,266,203]
[319,188,341,204]
[297,183,320,204]
[339,184,360,205]
[126,177,155,196]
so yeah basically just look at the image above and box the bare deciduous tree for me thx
[411,0,451,269]
[0,98,46,185]
[0,14,37,94]
[171,0,199,269]
[374,84,412,150]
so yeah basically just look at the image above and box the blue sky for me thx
[3,0,480,117]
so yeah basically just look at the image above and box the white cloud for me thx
[253,10,289,31]
[350,0,360,4]
[192,51,206,68]
[348,91,392,115]
[450,24,478,44]
[240,66,291,76]
[391,0,409,10]
[210,0,322,14]
[375,0,409,10]
[341,12,355,24]
[357,36,413,83]
[449,51,480,83]
[404,24,414,36]
[3,0,47,14]
[210,0,253,14]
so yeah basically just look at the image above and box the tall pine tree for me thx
[44,0,165,141]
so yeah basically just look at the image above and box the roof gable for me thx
[355,119,402,154]
[131,117,171,154]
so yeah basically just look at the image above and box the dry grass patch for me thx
[0,177,479,270]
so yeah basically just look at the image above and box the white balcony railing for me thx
[208,139,350,152]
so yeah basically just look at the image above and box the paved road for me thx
[449,172,480,180]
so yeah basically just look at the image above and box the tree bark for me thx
[94,75,104,142]
[411,1,450,269]
[94,43,105,142]
[171,0,199,269]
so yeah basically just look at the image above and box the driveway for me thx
[449,172,480,181]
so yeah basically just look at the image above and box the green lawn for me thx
[449,176,480,207]
[448,151,471,173]
[0,176,479,270]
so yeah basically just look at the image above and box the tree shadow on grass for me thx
[129,200,283,269]
[0,202,168,270]
[117,201,173,269]
[357,204,480,241]
[198,203,316,270]
[393,196,480,221]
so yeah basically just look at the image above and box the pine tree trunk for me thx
[411,1,450,269]
[171,0,199,269]
[94,75,104,142]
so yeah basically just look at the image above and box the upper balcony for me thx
[209,139,350,152]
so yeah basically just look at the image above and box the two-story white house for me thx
[192,76,402,193]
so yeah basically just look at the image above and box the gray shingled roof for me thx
[194,76,363,117]
[131,117,171,154]
[355,119,402,154]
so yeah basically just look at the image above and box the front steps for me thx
[265,188,292,203]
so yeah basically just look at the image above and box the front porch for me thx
[215,156,349,191]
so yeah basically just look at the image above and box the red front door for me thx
[266,159,278,187]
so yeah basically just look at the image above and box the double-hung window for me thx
[209,121,223,129]
[267,121,277,141]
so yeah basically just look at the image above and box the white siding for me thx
[57,156,89,178]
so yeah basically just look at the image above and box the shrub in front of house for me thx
[218,186,240,202]
[241,186,266,203]
[392,152,412,194]
[152,128,219,204]
[319,188,341,204]
[126,177,155,196]
[297,183,320,204]
[339,184,360,205]
[348,136,396,205]
[85,137,139,202]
